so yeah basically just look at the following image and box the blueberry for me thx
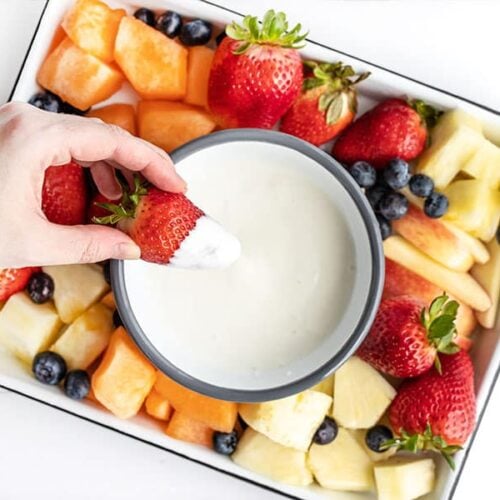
[32,351,67,385]
[64,370,90,400]
[348,161,377,188]
[424,192,449,218]
[313,416,338,445]
[27,272,54,304]
[179,19,212,46]
[28,91,62,113]
[60,101,89,116]
[215,31,226,46]
[134,7,155,26]
[365,184,389,211]
[103,261,111,285]
[113,310,123,328]
[409,174,434,198]
[213,430,238,455]
[365,425,393,453]
[379,192,408,220]
[383,158,410,190]
[156,11,182,38]
[376,214,392,240]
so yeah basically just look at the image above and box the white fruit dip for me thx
[123,140,373,391]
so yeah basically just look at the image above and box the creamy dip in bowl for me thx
[112,130,383,402]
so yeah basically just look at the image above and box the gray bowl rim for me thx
[111,128,384,402]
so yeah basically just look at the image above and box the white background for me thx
[0,1,499,499]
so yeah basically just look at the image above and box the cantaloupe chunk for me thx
[91,327,156,419]
[165,411,214,447]
[185,46,214,108]
[155,373,237,432]
[62,0,125,63]
[114,16,187,100]
[138,101,216,153]
[145,389,173,421]
[87,103,136,135]
[100,291,116,310]
[47,25,66,55]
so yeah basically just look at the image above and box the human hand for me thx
[0,102,186,268]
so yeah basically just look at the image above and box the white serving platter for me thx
[3,0,500,499]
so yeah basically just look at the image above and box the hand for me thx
[0,102,186,268]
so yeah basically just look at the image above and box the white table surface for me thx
[0,1,498,499]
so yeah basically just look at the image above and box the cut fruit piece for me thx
[51,303,113,370]
[100,291,115,310]
[232,428,313,487]
[145,389,173,421]
[442,220,490,264]
[155,373,237,432]
[165,411,214,447]
[43,264,109,323]
[444,179,500,242]
[311,374,334,396]
[47,25,66,55]
[0,293,62,363]
[137,101,216,153]
[350,429,397,463]
[91,327,156,419]
[383,236,491,311]
[431,109,482,144]
[62,0,125,63]
[333,357,396,429]
[37,37,123,111]
[392,204,474,272]
[471,238,500,328]
[461,140,500,189]
[185,46,214,108]
[308,427,374,491]
[374,457,435,500]
[87,103,136,135]
[114,16,187,100]
[239,390,332,451]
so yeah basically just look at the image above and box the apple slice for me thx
[383,236,491,311]
[442,220,490,264]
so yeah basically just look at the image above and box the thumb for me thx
[42,223,141,265]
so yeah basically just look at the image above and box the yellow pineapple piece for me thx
[461,140,500,189]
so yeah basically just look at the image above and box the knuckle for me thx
[79,239,104,263]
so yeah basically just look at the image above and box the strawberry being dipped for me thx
[357,293,460,378]
[0,267,40,302]
[332,98,441,168]
[208,10,306,129]
[94,177,241,269]
[280,61,369,146]
[388,350,476,468]
[42,160,88,225]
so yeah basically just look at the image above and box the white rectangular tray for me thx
[4,1,500,498]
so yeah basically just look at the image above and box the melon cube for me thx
[0,293,62,363]
[145,389,173,421]
[114,16,187,100]
[165,411,214,447]
[62,0,125,63]
[87,103,136,135]
[185,46,214,108]
[37,37,123,111]
[138,101,216,153]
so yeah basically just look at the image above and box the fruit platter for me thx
[2,0,499,499]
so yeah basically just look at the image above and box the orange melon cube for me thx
[185,46,214,108]
[114,16,187,100]
[47,25,66,55]
[91,327,156,419]
[138,101,216,153]
[37,37,123,111]
[62,0,125,63]
[87,103,136,135]
[165,411,214,448]
[145,389,173,421]
[100,291,116,310]
[155,373,237,432]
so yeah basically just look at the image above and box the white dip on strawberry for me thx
[123,140,372,391]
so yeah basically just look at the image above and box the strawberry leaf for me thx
[326,94,345,125]
[409,99,443,129]
[318,92,337,112]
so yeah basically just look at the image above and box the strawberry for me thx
[387,350,476,468]
[94,177,240,268]
[0,267,40,302]
[357,293,460,378]
[280,61,369,146]
[42,160,88,225]
[207,10,306,129]
[332,98,441,168]
[87,192,114,224]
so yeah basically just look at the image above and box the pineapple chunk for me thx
[350,429,397,462]
[461,140,500,189]
[374,457,435,500]
[232,428,313,486]
[471,238,500,328]
[432,109,482,143]
[308,427,374,491]
[0,293,62,363]
[444,179,500,242]
[333,357,396,429]
[311,374,334,396]
[51,303,113,370]
[239,390,332,451]
[43,264,109,323]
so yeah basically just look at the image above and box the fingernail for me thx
[116,242,141,260]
